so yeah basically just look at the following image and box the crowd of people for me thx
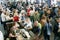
[0,1,60,40]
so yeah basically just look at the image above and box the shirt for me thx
[24,21,32,29]
[13,16,19,22]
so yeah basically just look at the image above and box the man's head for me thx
[34,21,38,26]
[55,16,60,23]
[46,9,51,14]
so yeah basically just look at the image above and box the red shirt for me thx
[13,16,19,22]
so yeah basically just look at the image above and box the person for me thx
[23,18,32,30]
[31,21,40,40]
[9,22,19,40]
[43,17,52,40]
[5,11,13,21]
[32,21,40,35]
[1,10,6,29]
[29,7,35,22]
[26,6,31,17]
[57,8,60,17]
[33,11,40,21]
[0,9,2,15]
[53,16,60,40]
[13,9,19,22]
[0,9,2,21]
[16,2,22,12]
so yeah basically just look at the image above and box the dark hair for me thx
[30,7,33,10]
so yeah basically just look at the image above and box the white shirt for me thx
[1,13,6,22]
[5,16,11,21]
[24,21,32,29]
[0,31,4,40]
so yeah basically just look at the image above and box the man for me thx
[32,21,40,35]
[31,21,40,40]
[53,16,60,40]
[43,17,52,40]
[1,10,6,29]
[33,11,40,21]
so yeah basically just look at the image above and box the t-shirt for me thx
[13,16,19,22]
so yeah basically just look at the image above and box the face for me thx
[26,18,30,22]
[56,18,60,23]
[43,8,47,11]
[34,21,38,26]
[58,11,60,15]
[47,10,51,14]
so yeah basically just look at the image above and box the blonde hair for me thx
[13,9,18,16]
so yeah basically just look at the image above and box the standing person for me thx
[9,22,19,40]
[43,17,52,40]
[1,10,7,40]
[31,21,40,40]
[19,13,25,21]
[1,10,6,29]
[5,11,13,22]
[23,18,32,30]
[53,16,60,40]
[0,9,2,15]
[13,9,19,22]
[0,9,2,21]
[26,6,31,17]
[33,11,40,21]
[29,7,34,22]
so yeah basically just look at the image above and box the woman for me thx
[13,9,19,22]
